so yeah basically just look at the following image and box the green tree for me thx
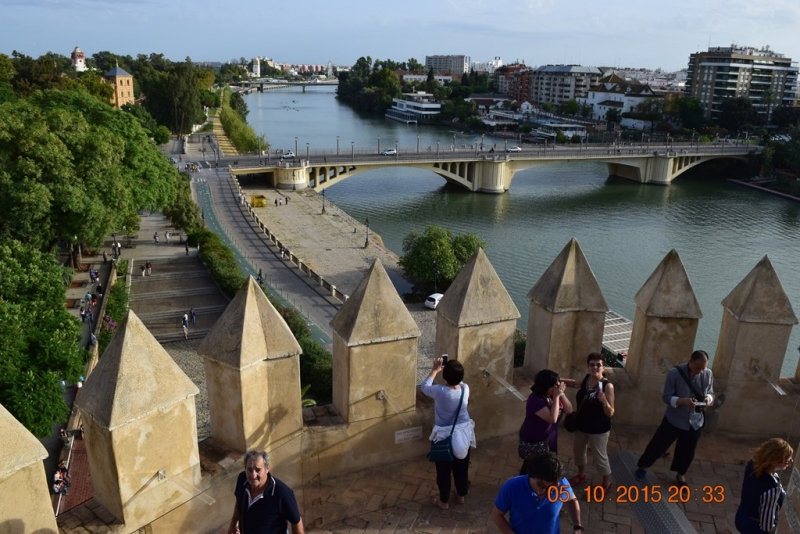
[399,226,486,285]
[0,238,85,437]
[153,125,171,144]
[669,96,704,130]
[560,99,580,116]
[77,70,114,103]
[718,97,757,132]
[407,58,425,73]
[0,53,15,83]
[605,108,622,124]
[772,106,800,129]
[229,91,249,120]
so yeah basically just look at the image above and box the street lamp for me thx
[364,216,370,248]
[351,141,355,163]
[437,140,440,159]
[295,137,298,157]
[378,136,381,154]
[306,142,309,161]
[321,188,326,214]
[453,133,456,152]
[336,135,340,155]
[395,140,398,160]
[481,133,485,151]
[416,135,420,153]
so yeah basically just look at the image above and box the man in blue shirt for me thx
[492,452,584,534]
[228,450,304,534]
[635,350,714,487]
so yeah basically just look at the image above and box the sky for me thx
[2,0,799,72]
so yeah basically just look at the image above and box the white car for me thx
[424,293,444,309]
[506,146,522,152]
[381,148,397,156]
[280,151,296,159]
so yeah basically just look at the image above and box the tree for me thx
[718,97,757,132]
[772,106,800,129]
[399,226,486,285]
[605,108,622,124]
[0,238,85,437]
[669,96,704,130]
[560,99,580,116]
[407,58,425,73]
[229,91,249,120]
[77,71,114,103]
[153,125,171,145]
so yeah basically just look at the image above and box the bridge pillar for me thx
[275,166,309,190]
[472,160,512,193]
[607,155,672,184]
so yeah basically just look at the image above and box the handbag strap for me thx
[448,386,465,436]
[675,365,704,401]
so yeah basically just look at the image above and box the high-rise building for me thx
[425,55,470,75]
[530,65,602,108]
[686,45,798,122]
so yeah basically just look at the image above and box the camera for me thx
[694,401,706,413]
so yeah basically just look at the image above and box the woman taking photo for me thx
[422,358,476,510]
[735,438,793,534]
[568,352,615,491]
[518,369,573,469]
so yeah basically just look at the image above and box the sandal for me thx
[431,496,449,510]
[569,474,587,486]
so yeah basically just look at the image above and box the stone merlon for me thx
[634,249,702,319]
[721,255,798,325]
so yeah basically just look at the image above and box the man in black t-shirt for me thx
[228,450,303,534]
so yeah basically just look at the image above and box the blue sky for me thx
[1,0,798,71]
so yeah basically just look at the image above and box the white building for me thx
[425,55,470,75]
[71,47,87,72]
[251,58,260,78]
[401,74,455,85]
[471,57,503,74]
[581,73,660,121]
[530,65,602,107]
[385,91,441,124]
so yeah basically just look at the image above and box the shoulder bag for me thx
[427,386,465,462]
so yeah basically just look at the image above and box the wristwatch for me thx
[573,527,584,532]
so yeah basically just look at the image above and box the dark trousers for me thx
[435,451,470,503]
[638,417,703,475]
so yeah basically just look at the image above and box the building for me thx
[582,73,661,122]
[400,73,455,85]
[425,55,470,75]
[471,57,503,74]
[530,65,602,108]
[71,47,87,72]
[251,58,260,78]
[492,63,527,96]
[686,44,799,122]
[385,91,441,124]
[104,65,134,109]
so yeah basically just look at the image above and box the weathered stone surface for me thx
[0,402,47,478]
[198,276,301,367]
[438,248,520,327]
[527,237,608,313]
[330,259,419,346]
[721,255,797,325]
[634,249,702,319]
[76,310,199,429]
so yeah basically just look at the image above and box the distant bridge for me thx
[238,79,338,93]
[228,143,759,193]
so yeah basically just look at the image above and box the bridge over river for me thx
[227,142,759,193]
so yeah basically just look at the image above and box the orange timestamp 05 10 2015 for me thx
[544,484,726,504]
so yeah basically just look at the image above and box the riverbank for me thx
[727,178,800,202]
[241,182,437,381]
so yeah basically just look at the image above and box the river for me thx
[244,87,800,377]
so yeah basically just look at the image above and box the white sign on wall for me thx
[395,426,423,444]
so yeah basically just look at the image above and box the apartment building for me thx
[492,63,527,96]
[686,44,798,122]
[530,65,602,107]
[425,55,470,75]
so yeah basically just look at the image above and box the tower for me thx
[71,46,86,72]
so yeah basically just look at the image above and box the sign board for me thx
[394,426,423,445]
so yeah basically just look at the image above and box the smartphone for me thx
[441,354,448,364]
[694,401,706,407]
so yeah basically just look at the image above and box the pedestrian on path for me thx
[102,250,108,263]
[165,231,170,244]
[116,242,123,258]
[141,265,146,277]
[96,282,103,296]
[154,232,159,245]
[87,307,94,325]
[190,308,197,325]
[182,324,189,340]
[185,242,190,255]
[286,197,290,205]
[146,262,152,276]
[274,198,278,207]
[80,307,86,323]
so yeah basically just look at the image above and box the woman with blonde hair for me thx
[735,437,794,533]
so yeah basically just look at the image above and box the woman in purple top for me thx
[518,370,573,471]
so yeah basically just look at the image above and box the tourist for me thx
[421,358,476,509]
[518,370,573,471]
[165,231,170,244]
[146,262,152,276]
[154,232,159,245]
[80,307,86,323]
[102,250,107,263]
[635,350,714,487]
[492,452,583,534]
[190,308,197,325]
[735,438,793,533]
[227,450,303,534]
[141,264,146,277]
[53,470,68,496]
[568,353,615,491]
[96,282,103,296]
[185,242,189,255]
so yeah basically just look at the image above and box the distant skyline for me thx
[2,0,799,72]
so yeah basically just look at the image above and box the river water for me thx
[244,87,800,377]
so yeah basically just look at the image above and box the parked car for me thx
[381,148,397,156]
[506,146,522,152]
[280,150,296,159]
[424,293,444,310]
[169,157,178,164]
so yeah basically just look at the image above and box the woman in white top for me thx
[421,358,476,510]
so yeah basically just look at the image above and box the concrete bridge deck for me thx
[227,143,759,193]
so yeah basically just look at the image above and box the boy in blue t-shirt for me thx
[492,452,584,534]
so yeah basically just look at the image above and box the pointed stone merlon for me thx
[626,249,703,381]
[435,248,520,394]
[0,403,58,534]
[330,259,420,423]
[525,238,608,377]
[713,255,798,382]
[75,310,201,528]
[199,277,303,452]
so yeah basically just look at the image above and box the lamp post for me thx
[306,142,309,161]
[321,188,326,214]
[417,135,420,153]
[336,135,340,155]
[437,140,440,159]
[481,133,485,151]
[453,133,456,152]
[395,140,398,160]
[378,136,381,154]
[351,141,355,162]
[295,137,298,157]
[504,139,508,152]
[364,216,370,248]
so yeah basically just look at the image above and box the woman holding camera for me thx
[518,369,573,469]
[568,352,615,491]
[736,438,793,533]
[422,357,476,510]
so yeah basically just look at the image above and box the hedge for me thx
[188,229,246,298]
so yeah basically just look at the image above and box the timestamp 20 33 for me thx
[545,484,726,504]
